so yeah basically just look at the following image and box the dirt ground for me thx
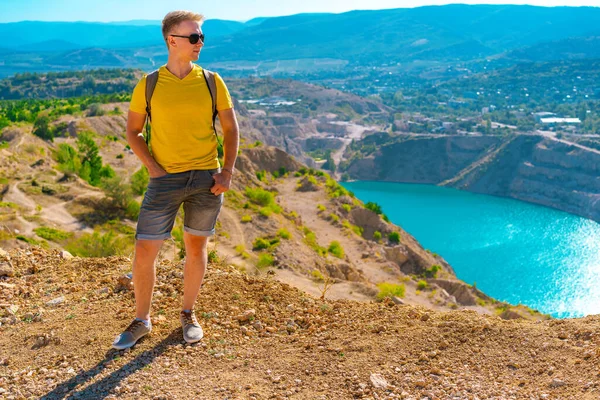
[1,248,600,400]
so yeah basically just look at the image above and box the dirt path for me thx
[41,200,91,232]
[330,121,378,176]
[3,185,37,211]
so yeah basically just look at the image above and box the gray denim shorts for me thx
[135,169,223,240]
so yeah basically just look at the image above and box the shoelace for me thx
[182,312,199,326]
[125,319,145,333]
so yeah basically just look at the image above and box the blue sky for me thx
[1,0,599,22]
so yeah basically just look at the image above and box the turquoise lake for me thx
[342,181,600,318]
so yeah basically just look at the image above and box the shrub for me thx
[256,253,274,269]
[259,207,272,218]
[130,167,149,195]
[328,213,339,223]
[365,201,383,214]
[317,204,326,212]
[342,204,352,212]
[277,229,291,239]
[373,231,382,241]
[65,230,131,257]
[424,264,441,278]
[303,227,327,257]
[376,282,405,300]
[388,231,400,244]
[311,269,325,281]
[256,170,266,182]
[33,227,72,242]
[235,244,250,259]
[253,238,270,251]
[125,199,140,220]
[328,241,344,259]
[245,187,274,207]
[417,280,428,290]
[241,215,252,223]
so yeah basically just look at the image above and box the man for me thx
[113,10,239,349]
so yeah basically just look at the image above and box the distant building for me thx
[533,112,556,123]
[540,118,581,125]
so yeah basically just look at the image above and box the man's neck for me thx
[165,57,194,80]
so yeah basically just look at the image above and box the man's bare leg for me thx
[182,233,208,311]
[133,239,163,320]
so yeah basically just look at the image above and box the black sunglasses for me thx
[170,33,205,44]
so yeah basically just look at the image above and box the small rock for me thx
[549,379,566,388]
[46,296,65,307]
[0,262,13,277]
[391,296,404,305]
[237,309,256,322]
[60,251,74,259]
[370,373,388,389]
[420,313,430,322]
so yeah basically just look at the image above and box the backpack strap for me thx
[202,68,222,147]
[144,69,159,147]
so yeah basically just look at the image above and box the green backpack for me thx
[143,68,220,149]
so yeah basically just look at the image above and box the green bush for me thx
[241,215,252,223]
[65,230,131,257]
[130,167,149,195]
[373,231,382,241]
[259,207,272,218]
[388,231,400,244]
[328,213,339,223]
[317,204,326,212]
[342,204,352,212]
[304,227,327,257]
[125,199,140,220]
[245,187,274,207]
[328,241,344,259]
[256,170,266,182]
[417,280,428,290]
[33,227,72,242]
[365,201,383,214]
[311,269,325,281]
[253,238,270,251]
[277,229,291,239]
[424,264,441,278]
[376,282,405,300]
[257,253,274,269]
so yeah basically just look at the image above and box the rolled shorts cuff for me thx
[184,226,215,237]
[135,233,172,241]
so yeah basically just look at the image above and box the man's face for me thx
[168,20,203,61]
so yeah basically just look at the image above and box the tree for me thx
[77,132,103,185]
[32,114,53,140]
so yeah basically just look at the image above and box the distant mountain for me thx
[0,19,249,52]
[2,5,600,77]
[202,5,600,64]
[505,36,600,62]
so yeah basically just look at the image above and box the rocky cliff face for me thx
[343,134,600,222]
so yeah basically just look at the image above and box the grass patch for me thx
[376,282,406,300]
[303,227,327,257]
[328,241,344,259]
[256,253,274,269]
[33,227,72,242]
[311,269,325,282]
[277,229,291,240]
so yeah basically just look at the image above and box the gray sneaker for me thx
[112,319,151,350]
[180,310,204,343]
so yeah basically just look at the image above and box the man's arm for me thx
[210,108,239,196]
[125,110,166,178]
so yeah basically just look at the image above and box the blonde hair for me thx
[162,11,204,48]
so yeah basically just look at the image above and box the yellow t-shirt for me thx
[129,64,233,173]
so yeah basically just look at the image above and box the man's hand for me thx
[210,170,232,196]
